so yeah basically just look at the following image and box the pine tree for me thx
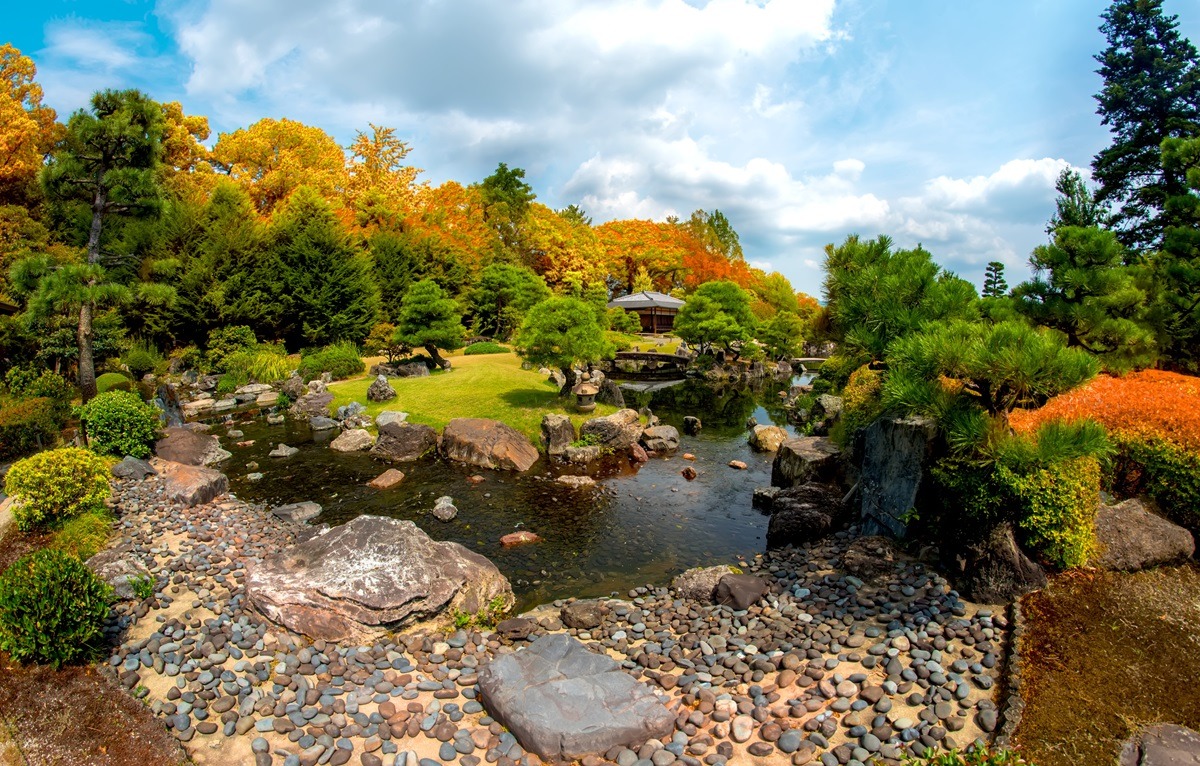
[1047,168,1108,234]
[1093,0,1200,252]
[982,262,1009,298]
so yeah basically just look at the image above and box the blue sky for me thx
[8,0,1200,297]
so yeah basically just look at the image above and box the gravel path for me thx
[101,473,1005,766]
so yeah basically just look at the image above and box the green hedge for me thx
[0,549,113,667]
[297,342,364,382]
[79,390,160,458]
[463,341,508,355]
[0,396,58,461]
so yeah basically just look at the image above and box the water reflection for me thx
[226,375,810,610]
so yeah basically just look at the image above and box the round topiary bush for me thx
[78,389,160,458]
[0,549,113,667]
[3,447,111,532]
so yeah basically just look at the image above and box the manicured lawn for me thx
[327,352,618,442]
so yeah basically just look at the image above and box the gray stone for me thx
[85,543,150,600]
[771,437,842,489]
[564,445,602,465]
[858,417,937,538]
[273,501,323,524]
[714,574,769,611]
[541,414,576,458]
[246,515,513,642]
[441,418,539,472]
[639,425,680,453]
[580,409,643,451]
[1095,498,1195,571]
[367,375,398,403]
[560,600,605,630]
[375,411,409,428]
[336,402,366,420]
[329,429,375,453]
[309,416,339,431]
[597,378,625,409]
[371,421,439,463]
[269,444,299,458]
[671,566,739,603]
[1119,723,1200,766]
[477,633,674,760]
[291,391,334,419]
[112,456,156,480]
[432,496,458,522]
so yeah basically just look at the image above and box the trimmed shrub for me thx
[2,366,37,397]
[0,549,113,667]
[0,396,58,461]
[297,342,364,382]
[96,371,133,394]
[122,341,163,379]
[205,325,257,372]
[3,447,111,532]
[78,389,160,458]
[463,341,508,356]
[169,344,203,372]
[997,455,1100,569]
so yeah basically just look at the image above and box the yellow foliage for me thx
[998,456,1100,569]
[4,448,111,532]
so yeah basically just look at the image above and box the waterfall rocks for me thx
[246,515,513,643]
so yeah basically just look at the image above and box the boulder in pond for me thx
[154,427,231,466]
[269,443,299,458]
[246,515,513,642]
[1094,498,1195,571]
[500,530,541,546]
[432,496,458,522]
[565,444,602,465]
[960,522,1047,604]
[441,418,539,472]
[370,421,439,462]
[477,633,674,761]
[771,436,842,488]
[367,468,405,490]
[272,501,322,524]
[672,565,740,603]
[329,428,375,452]
[309,416,339,431]
[290,391,334,419]
[580,409,642,451]
[367,374,397,403]
[749,424,788,452]
[639,425,679,452]
[541,413,575,458]
[556,475,595,488]
[682,416,702,435]
[150,458,228,507]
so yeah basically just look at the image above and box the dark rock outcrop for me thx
[370,421,439,462]
[766,482,843,549]
[560,600,605,630]
[858,416,937,539]
[112,456,156,480]
[1094,498,1195,571]
[596,378,625,409]
[682,416,702,436]
[366,374,397,402]
[580,409,643,451]
[441,418,539,472]
[715,574,769,611]
[841,536,901,580]
[477,633,674,761]
[290,391,334,419]
[771,437,842,488]
[246,515,513,642]
[960,522,1047,604]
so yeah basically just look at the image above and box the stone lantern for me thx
[573,381,599,412]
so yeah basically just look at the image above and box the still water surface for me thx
[226,376,809,610]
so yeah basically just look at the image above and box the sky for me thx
[7,0,1200,298]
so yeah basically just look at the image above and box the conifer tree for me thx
[982,262,1009,298]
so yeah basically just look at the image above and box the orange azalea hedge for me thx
[1009,370,1200,451]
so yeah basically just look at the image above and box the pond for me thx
[224,375,811,611]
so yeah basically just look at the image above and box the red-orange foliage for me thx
[1009,370,1200,452]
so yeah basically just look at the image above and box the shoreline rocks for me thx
[441,418,539,472]
[370,421,439,462]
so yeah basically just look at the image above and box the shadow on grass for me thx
[499,389,563,410]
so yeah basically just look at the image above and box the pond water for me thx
[224,375,810,611]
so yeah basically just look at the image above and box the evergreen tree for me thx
[1093,0,1200,252]
[1156,135,1200,368]
[1012,226,1156,371]
[394,279,463,368]
[469,262,550,340]
[982,262,1009,298]
[1047,168,1108,234]
[270,186,379,348]
[39,89,164,400]
[674,281,757,358]
[514,296,611,394]
[477,162,535,261]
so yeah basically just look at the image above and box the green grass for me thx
[96,372,134,394]
[327,352,618,443]
[627,336,683,355]
[47,509,113,560]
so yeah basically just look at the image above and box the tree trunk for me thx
[559,366,579,397]
[79,187,106,403]
[424,344,450,369]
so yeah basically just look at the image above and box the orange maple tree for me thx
[0,44,62,201]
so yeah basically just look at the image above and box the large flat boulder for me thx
[749,424,788,452]
[370,421,439,462]
[1120,723,1200,766]
[290,391,334,419]
[149,458,228,507]
[329,428,375,452]
[1094,498,1195,571]
[580,409,643,451]
[858,416,937,538]
[672,565,740,603]
[441,418,539,472]
[154,427,231,466]
[246,515,513,643]
[771,436,841,488]
[478,633,674,761]
[639,425,679,452]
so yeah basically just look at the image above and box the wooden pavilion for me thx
[608,291,685,334]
